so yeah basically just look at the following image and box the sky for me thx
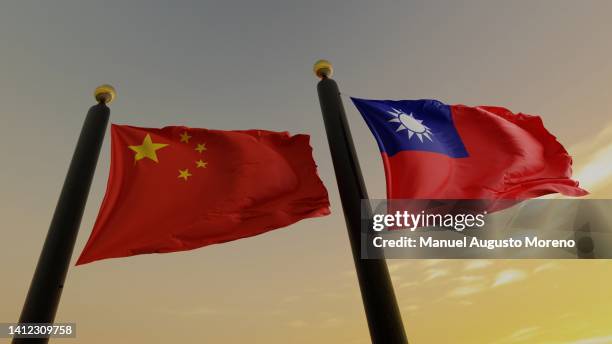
[1,0,612,343]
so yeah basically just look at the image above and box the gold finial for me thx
[313,59,333,79]
[94,84,116,104]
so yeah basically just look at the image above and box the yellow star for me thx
[128,134,168,162]
[195,143,207,153]
[195,159,208,168]
[179,131,192,143]
[178,169,192,181]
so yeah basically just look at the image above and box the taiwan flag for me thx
[76,125,330,265]
[351,98,587,200]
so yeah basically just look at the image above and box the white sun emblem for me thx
[387,108,434,142]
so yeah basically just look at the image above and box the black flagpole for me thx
[13,85,115,344]
[314,60,408,344]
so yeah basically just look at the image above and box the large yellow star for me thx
[178,169,192,181]
[128,134,169,163]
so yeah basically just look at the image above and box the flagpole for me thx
[13,85,115,344]
[314,60,408,344]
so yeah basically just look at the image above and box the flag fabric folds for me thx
[76,125,330,265]
[351,98,587,200]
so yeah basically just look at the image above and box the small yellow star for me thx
[195,160,208,168]
[128,134,168,163]
[178,169,192,181]
[179,132,192,143]
[195,143,207,153]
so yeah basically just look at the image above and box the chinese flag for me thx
[76,125,330,265]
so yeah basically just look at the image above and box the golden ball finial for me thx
[94,84,116,104]
[313,59,333,79]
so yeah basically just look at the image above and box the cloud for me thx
[506,326,540,342]
[402,304,420,312]
[492,269,527,287]
[448,284,486,298]
[454,275,486,283]
[464,260,493,270]
[572,124,612,196]
[491,326,541,344]
[568,335,612,344]
[421,259,445,267]
[287,320,308,328]
[388,261,411,272]
[533,262,559,273]
[575,146,612,194]
[424,268,449,281]
[398,281,417,289]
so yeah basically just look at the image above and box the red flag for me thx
[351,98,588,200]
[76,125,330,265]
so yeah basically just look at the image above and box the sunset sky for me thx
[2,1,612,343]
